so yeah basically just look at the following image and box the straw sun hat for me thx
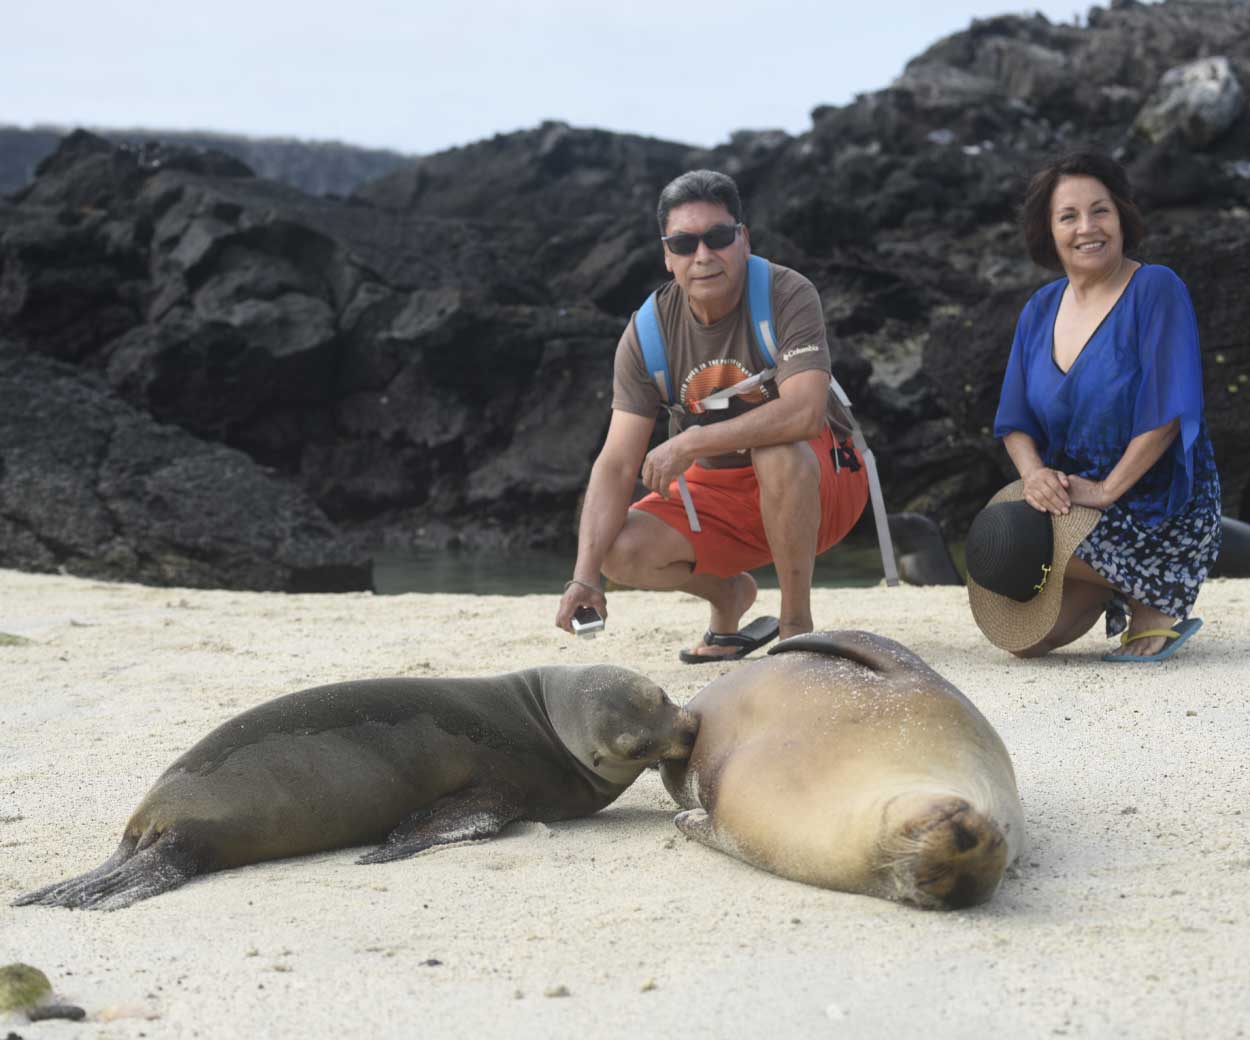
[965,480,1101,652]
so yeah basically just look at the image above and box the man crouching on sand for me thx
[555,169,868,662]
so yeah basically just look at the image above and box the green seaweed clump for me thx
[0,962,52,1012]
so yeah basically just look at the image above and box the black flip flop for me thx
[678,616,780,664]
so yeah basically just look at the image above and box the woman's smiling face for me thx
[1049,174,1125,277]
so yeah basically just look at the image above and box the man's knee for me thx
[601,511,690,583]
[752,441,820,496]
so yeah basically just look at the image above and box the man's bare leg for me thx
[752,442,821,639]
[601,511,758,659]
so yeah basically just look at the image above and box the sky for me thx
[4,1,1105,156]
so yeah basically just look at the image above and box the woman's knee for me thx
[1010,641,1053,659]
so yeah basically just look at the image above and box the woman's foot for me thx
[1112,603,1179,658]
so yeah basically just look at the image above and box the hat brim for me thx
[966,480,1102,652]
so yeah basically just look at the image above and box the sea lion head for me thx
[878,795,1010,910]
[543,665,698,785]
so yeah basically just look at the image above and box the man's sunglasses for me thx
[661,223,742,256]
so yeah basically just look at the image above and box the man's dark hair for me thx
[1021,150,1146,271]
[656,169,744,235]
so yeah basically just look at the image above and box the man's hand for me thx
[555,579,608,634]
[1021,466,1072,514]
[641,433,697,498]
[1066,475,1110,511]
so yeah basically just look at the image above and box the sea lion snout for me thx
[670,707,699,755]
[890,798,1009,910]
[608,706,698,764]
[650,704,698,760]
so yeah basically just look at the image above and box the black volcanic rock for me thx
[0,343,368,591]
[2,0,1249,591]
[0,124,413,198]
[354,121,691,221]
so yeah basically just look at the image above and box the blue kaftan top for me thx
[993,264,1216,527]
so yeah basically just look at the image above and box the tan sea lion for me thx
[660,631,1024,909]
[15,665,697,911]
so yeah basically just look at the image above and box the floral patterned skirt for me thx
[1075,477,1223,636]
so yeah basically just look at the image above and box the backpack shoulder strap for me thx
[632,288,701,533]
[745,255,777,368]
[635,291,673,405]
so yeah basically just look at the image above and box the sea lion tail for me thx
[880,797,1009,910]
[12,830,200,911]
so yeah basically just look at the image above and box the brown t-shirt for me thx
[612,261,850,468]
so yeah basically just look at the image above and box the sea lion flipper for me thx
[767,630,932,677]
[356,787,522,865]
[673,809,717,848]
[13,832,199,911]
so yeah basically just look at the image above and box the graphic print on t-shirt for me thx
[680,358,771,411]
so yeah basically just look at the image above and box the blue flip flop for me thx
[1102,617,1203,663]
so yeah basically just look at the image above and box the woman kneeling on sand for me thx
[965,150,1221,663]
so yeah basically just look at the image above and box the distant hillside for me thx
[0,125,415,197]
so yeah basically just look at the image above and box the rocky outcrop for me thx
[0,125,413,198]
[1134,56,1245,146]
[2,0,1248,590]
[0,342,369,591]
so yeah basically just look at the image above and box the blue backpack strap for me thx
[745,255,777,368]
[635,291,673,405]
[633,289,701,532]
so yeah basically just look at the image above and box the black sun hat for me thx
[965,480,1101,652]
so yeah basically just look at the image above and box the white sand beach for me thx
[1,568,1247,1039]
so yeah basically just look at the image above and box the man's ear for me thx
[663,250,674,274]
[741,224,751,254]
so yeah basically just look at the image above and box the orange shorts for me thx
[630,426,870,578]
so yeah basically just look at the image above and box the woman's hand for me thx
[1021,467,1072,514]
[1066,475,1110,510]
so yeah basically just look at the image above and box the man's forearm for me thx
[681,394,825,459]
[571,457,637,584]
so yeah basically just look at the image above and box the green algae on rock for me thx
[0,963,52,1013]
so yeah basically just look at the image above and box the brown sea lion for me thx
[15,665,697,910]
[660,630,1024,909]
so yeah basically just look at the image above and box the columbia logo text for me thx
[781,344,820,361]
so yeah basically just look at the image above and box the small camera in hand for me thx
[571,606,605,637]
